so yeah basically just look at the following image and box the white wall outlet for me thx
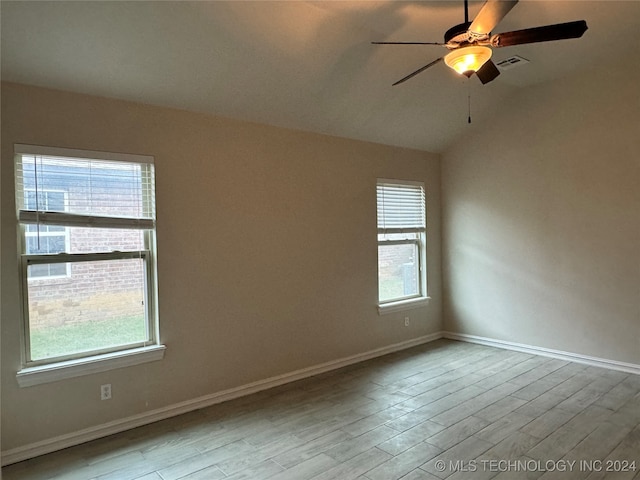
[404,317,410,327]
[100,384,112,400]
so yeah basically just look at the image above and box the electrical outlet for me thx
[100,384,112,400]
[404,317,410,327]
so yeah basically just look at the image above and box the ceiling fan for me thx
[373,0,588,86]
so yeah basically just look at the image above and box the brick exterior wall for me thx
[28,241,146,328]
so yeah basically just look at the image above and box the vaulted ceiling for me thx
[2,1,637,153]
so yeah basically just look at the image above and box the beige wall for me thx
[1,82,442,452]
[442,59,640,365]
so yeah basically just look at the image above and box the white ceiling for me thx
[1,1,637,153]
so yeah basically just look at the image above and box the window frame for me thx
[14,144,164,383]
[376,179,429,314]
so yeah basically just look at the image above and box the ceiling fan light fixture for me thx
[444,46,492,76]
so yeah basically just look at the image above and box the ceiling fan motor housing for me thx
[444,22,472,47]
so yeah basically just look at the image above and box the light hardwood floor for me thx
[3,339,640,480]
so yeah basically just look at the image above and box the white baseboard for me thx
[443,331,640,376]
[1,332,443,466]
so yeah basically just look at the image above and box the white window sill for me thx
[378,297,430,315]
[16,345,166,388]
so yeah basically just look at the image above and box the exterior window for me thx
[377,180,426,305]
[15,145,159,366]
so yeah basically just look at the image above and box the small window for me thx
[15,145,159,366]
[377,180,426,306]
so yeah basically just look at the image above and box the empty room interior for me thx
[1,1,639,479]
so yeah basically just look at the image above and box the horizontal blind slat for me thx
[19,210,155,230]
[14,144,154,164]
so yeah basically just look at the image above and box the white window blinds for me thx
[15,145,155,230]
[377,181,425,233]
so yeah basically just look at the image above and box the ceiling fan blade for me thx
[392,57,443,86]
[469,0,519,35]
[476,59,500,84]
[491,20,588,47]
[372,41,445,46]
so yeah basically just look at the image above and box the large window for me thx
[15,145,160,368]
[377,180,427,307]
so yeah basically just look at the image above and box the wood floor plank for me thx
[341,407,409,437]
[479,431,541,462]
[132,473,163,480]
[425,416,491,451]
[476,357,552,391]
[399,468,445,480]
[554,386,606,414]
[400,384,487,426]
[561,405,615,437]
[308,447,392,480]
[324,425,399,463]
[537,422,632,480]
[475,396,529,423]
[156,452,225,480]
[213,433,300,475]
[512,378,561,402]
[516,390,570,418]
[475,411,536,445]
[595,380,640,412]
[266,453,339,480]
[430,382,522,427]
[544,373,595,401]
[271,428,353,469]
[607,397,640,429]
[223,460,285,480]
[171,464,227,480]
[526,426,591,463]
[420,436,494,478]
[508,359,568,387]
[377,421,445,456]
[519,407,577,439]
[364,442,443,480]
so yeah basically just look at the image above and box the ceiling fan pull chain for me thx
[468,82,472,124]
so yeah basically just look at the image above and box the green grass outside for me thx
[379,277,405,302]
[30,315,147,360]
